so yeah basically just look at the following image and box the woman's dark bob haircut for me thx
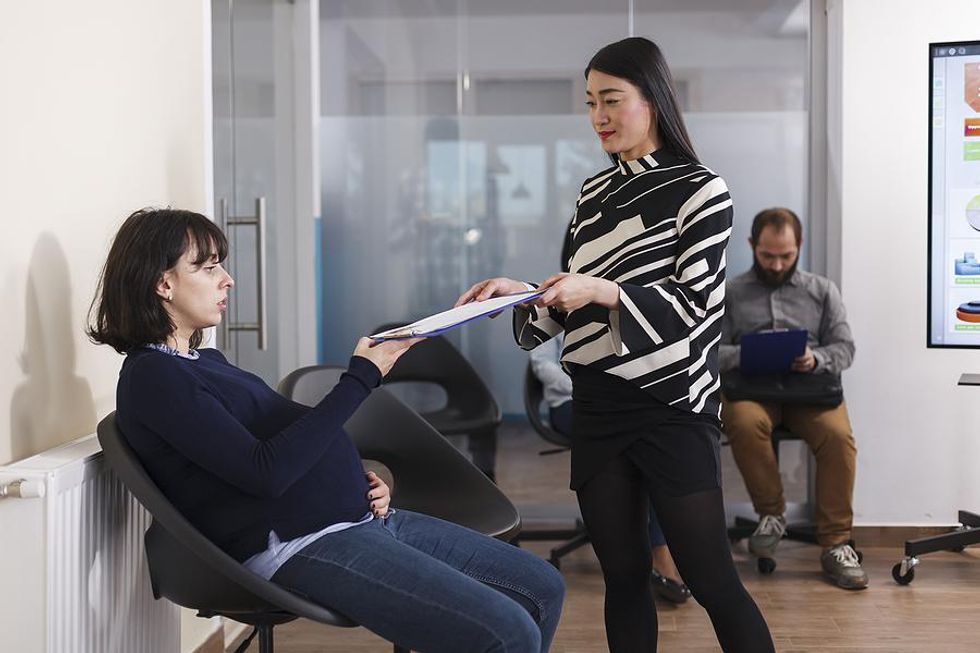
[87,208,228,354]
[586,37,699,165]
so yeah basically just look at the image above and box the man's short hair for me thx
[750,207,802,246]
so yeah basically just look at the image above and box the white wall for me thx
[0,0,219,649]
[831,0,980,524]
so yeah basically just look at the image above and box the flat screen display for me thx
[929,40,980,347]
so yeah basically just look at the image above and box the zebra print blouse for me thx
[514,149,734,418]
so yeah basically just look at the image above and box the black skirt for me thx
[569,364,722,495]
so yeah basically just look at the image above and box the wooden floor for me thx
[243,423,980,653]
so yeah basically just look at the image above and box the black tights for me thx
[576,453,774,653]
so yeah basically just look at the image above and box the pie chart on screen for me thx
[969,195,980,231]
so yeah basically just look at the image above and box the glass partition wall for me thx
[318,0,810,416]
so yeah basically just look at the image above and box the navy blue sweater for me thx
[116,347,381,562]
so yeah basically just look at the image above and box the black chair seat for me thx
[522,364,572,450]
[279,365,520,542]
[372,324,502,434]
[420,408,499,435]
[515,362,590,570]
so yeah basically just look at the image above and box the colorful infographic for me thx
[930,43,980,346]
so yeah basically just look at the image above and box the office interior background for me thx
[1,0,979,651]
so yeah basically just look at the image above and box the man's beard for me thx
[752,258,798,287]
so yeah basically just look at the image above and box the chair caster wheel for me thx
[757,557,776,574]
[892,562,915,585]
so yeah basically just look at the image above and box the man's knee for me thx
[722,401,774,443]
[810,421,856,458]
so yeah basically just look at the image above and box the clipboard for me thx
[370,290,544,340]
[739,329,808,376]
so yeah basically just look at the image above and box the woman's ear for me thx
[156,271,174,302]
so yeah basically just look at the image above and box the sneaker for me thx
[821,544,869,590]
[651,569,691,604]
[748,514,786,558]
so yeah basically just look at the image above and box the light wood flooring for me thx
[234,423,980,653]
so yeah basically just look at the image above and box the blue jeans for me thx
[271,510,565,653]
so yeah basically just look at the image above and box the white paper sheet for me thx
[370,290,544,340]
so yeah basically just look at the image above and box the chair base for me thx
[227,615,409,653]
[235,624,411,653]
[516,519,590,570]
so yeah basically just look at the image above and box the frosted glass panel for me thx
[688,111,808,275]
[318,2,808,415]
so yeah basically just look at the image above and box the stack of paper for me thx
[370,290,543,340]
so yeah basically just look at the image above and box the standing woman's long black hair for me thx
[586,37,699,165]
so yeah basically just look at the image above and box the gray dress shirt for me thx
[719,269,855,375]
[529,334,573,409]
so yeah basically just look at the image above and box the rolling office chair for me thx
[97,374,520,653]
[372,324,502,480]
[515,362,590,570]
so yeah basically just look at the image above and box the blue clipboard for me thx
[739,329,808,376]
[370,290,544,340]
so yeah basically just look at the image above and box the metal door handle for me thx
[221,196,268,350]
[219,198,230,348]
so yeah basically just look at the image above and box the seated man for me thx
[719,207,867,590]
[530,334,691,604]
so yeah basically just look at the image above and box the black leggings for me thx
[576,452,775,653]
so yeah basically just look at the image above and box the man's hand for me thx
[791,346,816,373]
[366,471,391,518]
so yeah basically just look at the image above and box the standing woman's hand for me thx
[536,273,620,312]
[353,337,422,377]
[455,277,528,307]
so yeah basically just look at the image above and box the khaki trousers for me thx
[721,397,857,548]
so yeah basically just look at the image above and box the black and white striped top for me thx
[514,149,733,418]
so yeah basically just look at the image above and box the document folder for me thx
[370,290,544,340]
[739,329,808,376]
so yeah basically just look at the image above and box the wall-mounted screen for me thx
[929,40,980,347]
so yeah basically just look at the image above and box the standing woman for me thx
[458,38,774,652]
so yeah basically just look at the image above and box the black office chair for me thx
[372,324,502,480]
[97,412,367,653]
[514,363,590,570]
[279,365,521,541]
[727,426,861,574]
[98,375,520,653]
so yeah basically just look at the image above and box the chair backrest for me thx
[96,413,355,626]
[522,363,572,450]
[372,324,501,426]
[279,365,520,540]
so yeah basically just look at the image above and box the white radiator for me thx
[0,434,179,652]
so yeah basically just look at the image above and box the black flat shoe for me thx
[651,569,691,604]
